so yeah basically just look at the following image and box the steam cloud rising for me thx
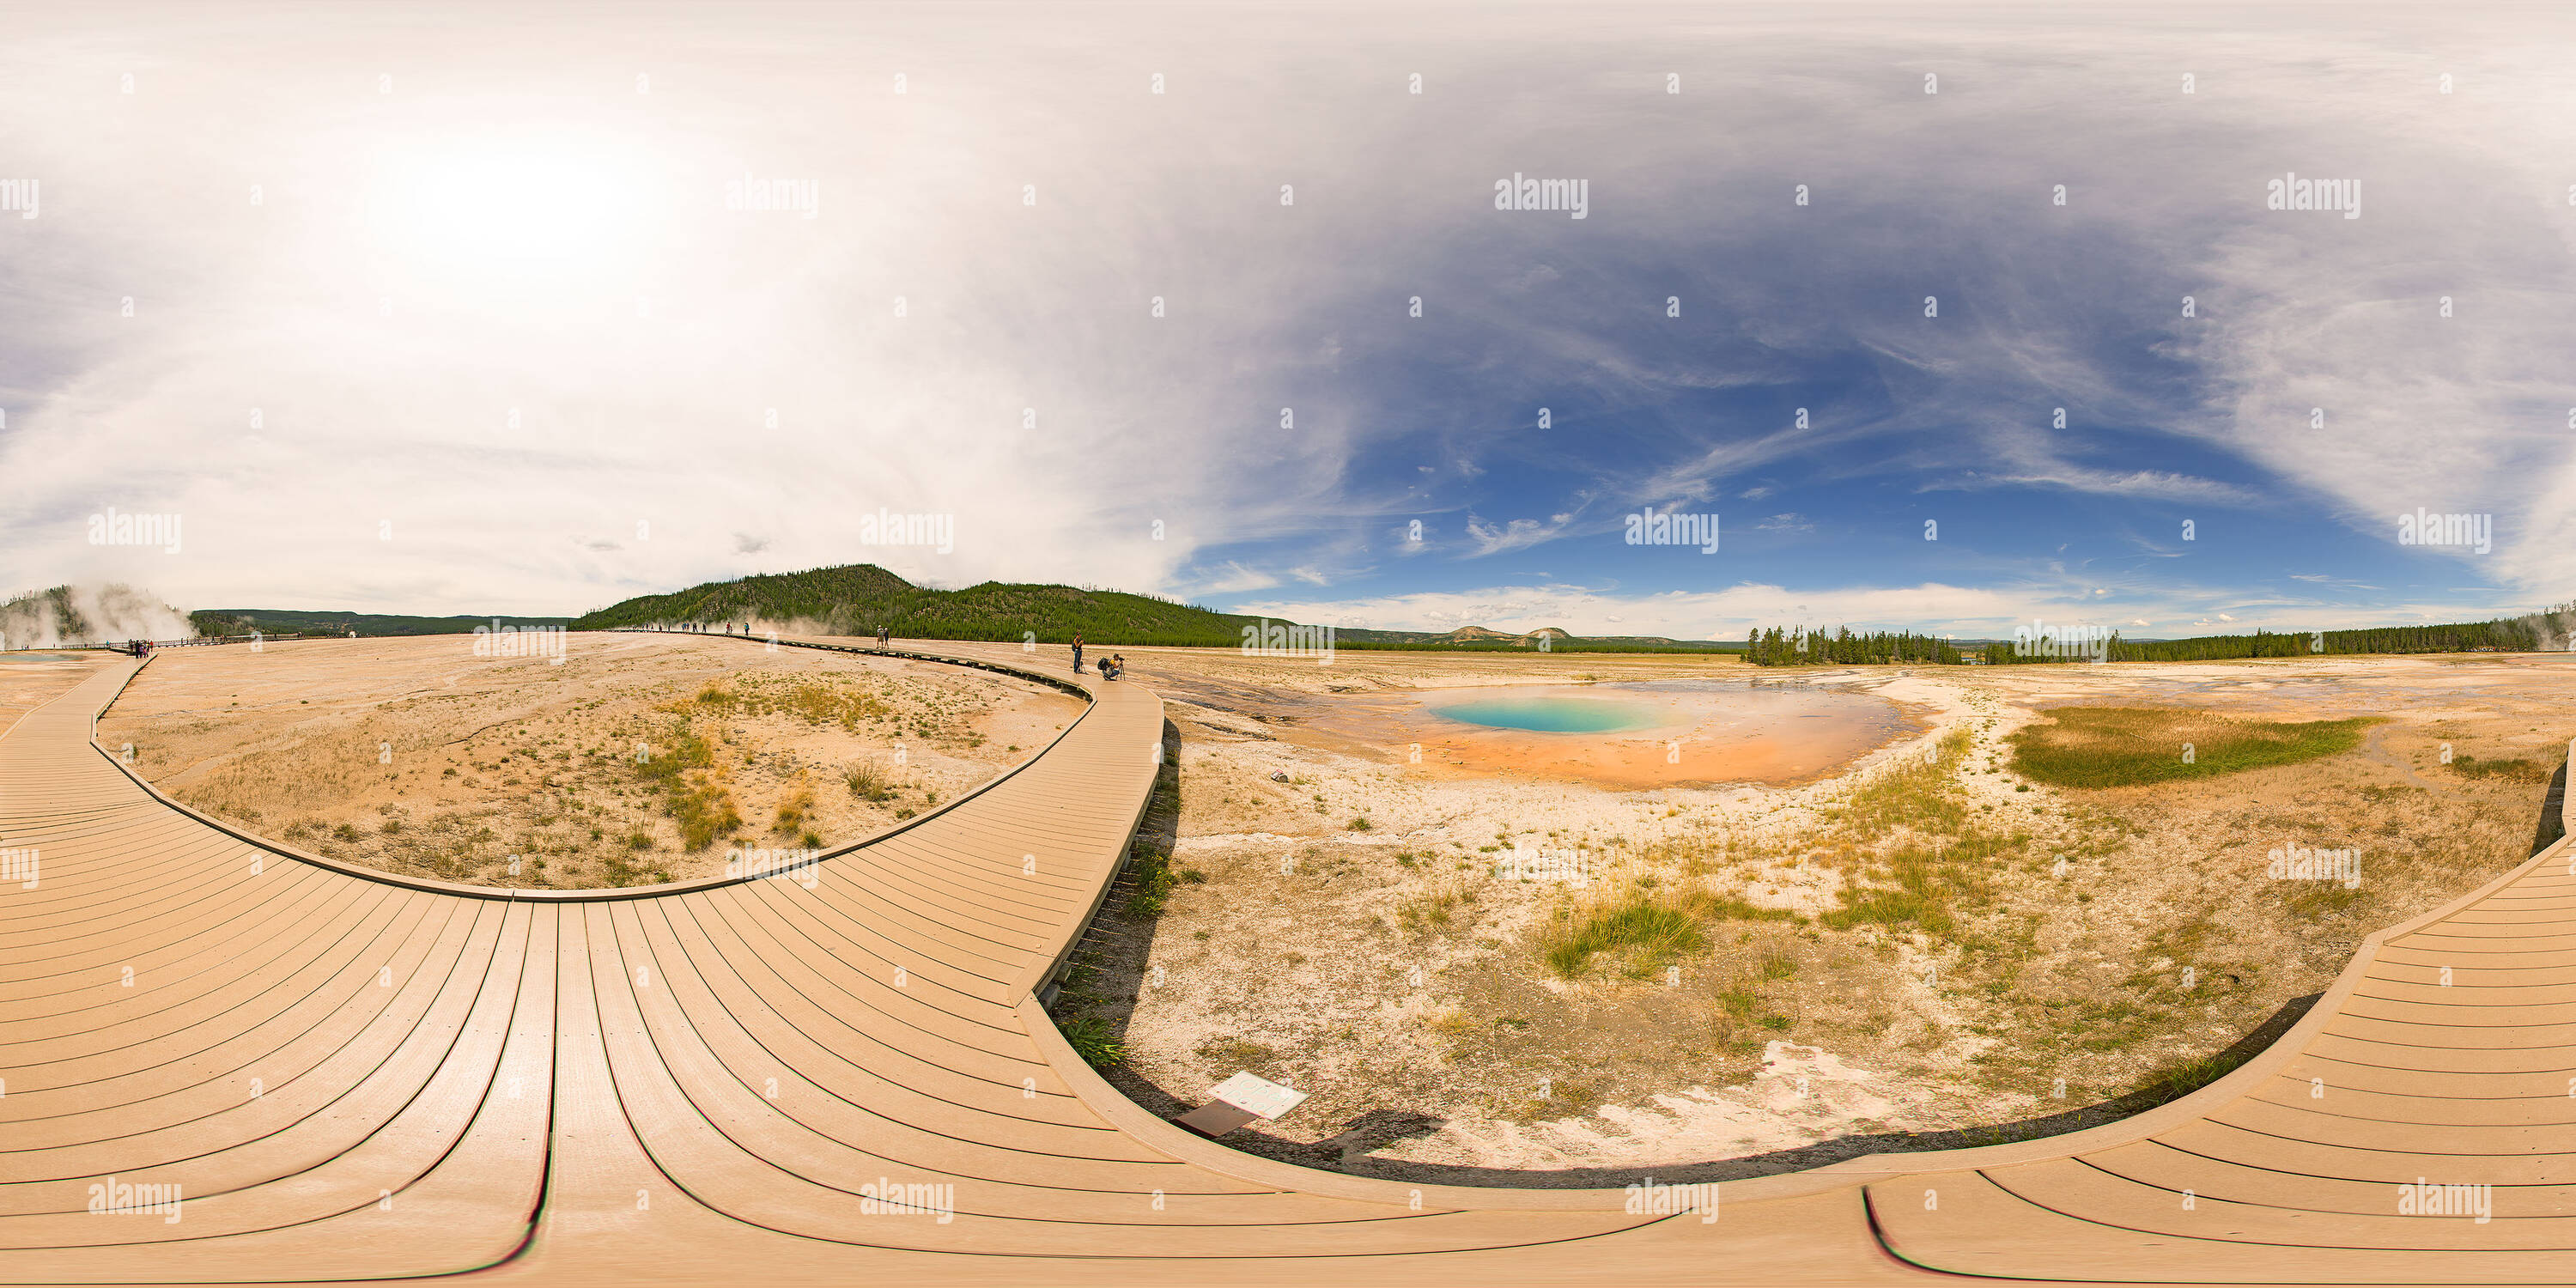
[0,585,192,649]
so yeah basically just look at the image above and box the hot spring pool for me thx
[1431,695,1662,733]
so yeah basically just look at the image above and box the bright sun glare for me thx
[369,130,659,297]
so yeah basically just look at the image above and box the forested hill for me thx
[572,564,1258,644]
[567,563,1741,651]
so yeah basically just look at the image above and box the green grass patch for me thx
[1537,889,1801,980]
[635,723,741,849]
[2008,707,2379,787]
[1837,726,1974,835]
[1058,1016,1127,1067]
[1822,831,2018,936]
[1121,845,1180,919]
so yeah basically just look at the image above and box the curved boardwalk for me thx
[1,635,2569,1285]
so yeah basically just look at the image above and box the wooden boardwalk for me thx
[3,635,2570,1285]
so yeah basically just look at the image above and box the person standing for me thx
[1071,634,1084,673]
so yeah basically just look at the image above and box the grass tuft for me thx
[1058,1016,1127,1067]
[1537,888,1799,980]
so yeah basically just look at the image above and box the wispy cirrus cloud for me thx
[1461,513,1578,557]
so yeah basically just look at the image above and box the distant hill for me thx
[572,564,1261,645]
[570,564,1742,653]
[189,609,574,638]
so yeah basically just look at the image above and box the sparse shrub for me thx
[773,785,816,832]
[1059,1016,1127,1068]
[842,761,898,803]
[2126,1047,2252,1108]
[2446,755,2549,783]
[1398,883,1467,934]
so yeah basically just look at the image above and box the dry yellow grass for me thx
[96,635,1078,887]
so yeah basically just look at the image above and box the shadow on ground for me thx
[1106,989,2323,1188]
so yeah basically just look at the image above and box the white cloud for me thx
[1461,514,1575,557]
[1177,562,1282,597]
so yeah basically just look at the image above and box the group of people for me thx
[1069,635,1125,680]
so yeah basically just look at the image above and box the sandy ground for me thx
[94,634,1082,887]
[1072,647,2573,1182]
[0,650,100,738]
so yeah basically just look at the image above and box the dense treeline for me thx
[1747,610,2568,667]
[1746,625,1965,665]
[1987,615,2561,664]
[191,609,572,638]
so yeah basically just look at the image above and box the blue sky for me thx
[2,3,2571,641]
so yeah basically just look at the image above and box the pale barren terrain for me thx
[1070,647,2572,1181]
[96,633,1082,887]
[0,650,96,736]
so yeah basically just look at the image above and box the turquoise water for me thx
[1432,695,1659,733]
